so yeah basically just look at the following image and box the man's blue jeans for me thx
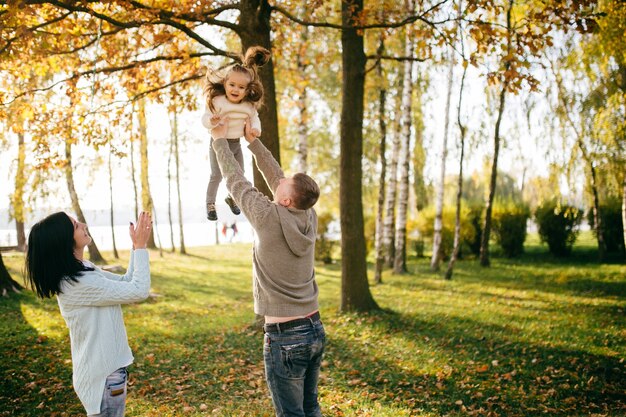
[263,317,326,417]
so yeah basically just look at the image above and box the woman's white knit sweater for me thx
[56,249,150,415]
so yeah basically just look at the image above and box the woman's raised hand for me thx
[129,211,152,249]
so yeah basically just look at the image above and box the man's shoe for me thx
[225,195,241,215]
[207,203,218,221]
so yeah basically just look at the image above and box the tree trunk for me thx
[339,0,378,312]
[296,5,310,173]
[446,34,469,280]
[129,109,139,220]
[0,251,22,296]
[553,68,606,261]
[167,114,176,253]
[382,69,404,268]
[65,139,106,264]
[479,0,513,267]
[431,48,455,271]
[374,31,387,285]
[13,132,26,252]
[137,99,157,249]
[239,0,280,198]
[582,144,606,261]
[108,144,119,259]
[623,173,626,257]
[393,17,415,275]
[479,83,506,267]
[173,110,187,255]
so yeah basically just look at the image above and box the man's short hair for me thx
[291,173,320,210]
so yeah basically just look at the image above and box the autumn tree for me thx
[0,1,284,197]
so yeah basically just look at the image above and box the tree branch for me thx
[21,0,237,56]
[271,0,450,30]
[0,52,215,106]
[0,10,73,55]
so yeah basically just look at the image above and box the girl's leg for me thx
[224,140,244,215]
[206,139,222,208]
[230,140,245,171]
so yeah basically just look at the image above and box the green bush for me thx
[467,204,484,256]
[414,205,476,260]
[535,201,582,256]
[315,212,336,264]
[586,197,625,254]
[492,201,530,257]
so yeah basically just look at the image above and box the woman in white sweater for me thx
[25,211,152,417]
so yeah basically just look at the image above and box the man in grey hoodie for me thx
[211,117,325,417]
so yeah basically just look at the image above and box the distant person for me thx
[25,211,153,417]
[211,117,325,417]
[201,45,271,221]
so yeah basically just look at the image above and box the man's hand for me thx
[243,118,259,143]
[211,115,229,139]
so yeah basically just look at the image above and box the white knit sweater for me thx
[201,95,261,139]
[56,249,150,415]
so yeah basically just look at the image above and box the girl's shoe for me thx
[225,196,241,215]
[207,203,218,221]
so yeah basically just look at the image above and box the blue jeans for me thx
[263,317,326,417]
[89,367,128,417]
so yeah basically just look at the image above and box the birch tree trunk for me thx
[172,111,187,255]
[553,70,606,261]
[296,7,310,173]
[137,99,157,249]
[13,132,26,252]
[382,54,405,269]
[431,48,455,271]
[65,139,106,264]
[339,0,379,312]
[393,13,415,275]
[108,144,119,259]
[167,127,176,253]
[446,49,469,280]
[374,32,387,285]
[129,110,139,220]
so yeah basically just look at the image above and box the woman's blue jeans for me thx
[89,367,128,417]
[263,318,326,417]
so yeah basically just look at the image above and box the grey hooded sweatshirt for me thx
[212,137,319,317]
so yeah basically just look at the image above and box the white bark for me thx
[431,47,455,270]
[393,13,415,274]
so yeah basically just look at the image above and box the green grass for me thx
[1,233,624,416]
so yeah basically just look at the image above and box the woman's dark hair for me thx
[25,212,92,299]
[204,46,271,112]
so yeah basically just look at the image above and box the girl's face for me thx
[70,216,92,252]
[224,71,251,104]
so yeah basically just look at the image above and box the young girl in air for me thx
[202,46,271,221]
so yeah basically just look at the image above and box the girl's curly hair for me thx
[203,46,271,112]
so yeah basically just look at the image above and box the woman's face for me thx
[69,216,92,251]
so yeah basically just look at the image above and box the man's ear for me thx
[279,197,292,208]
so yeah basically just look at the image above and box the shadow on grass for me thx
[324,309,625,416]
[0,292,81,417]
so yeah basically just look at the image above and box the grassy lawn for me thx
[1,233,624,416]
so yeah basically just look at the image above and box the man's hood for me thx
[276,206,316,257]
